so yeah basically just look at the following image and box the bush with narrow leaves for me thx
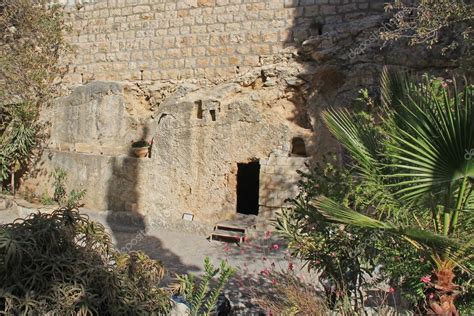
[0,206,170,315]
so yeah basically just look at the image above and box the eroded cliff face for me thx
[25,55,319,224]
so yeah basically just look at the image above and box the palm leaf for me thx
[380,66,413,111]
[322,108,379,177]
[311,196,457,253]
[321,107,404,219]
[386,85,474,203]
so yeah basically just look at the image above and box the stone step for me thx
[210,229,245,243]
[214,224,246,234]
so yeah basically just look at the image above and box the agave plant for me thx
[312,69,473,315]
[0,203,170,314]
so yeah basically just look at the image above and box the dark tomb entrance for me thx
[236,161,260,215]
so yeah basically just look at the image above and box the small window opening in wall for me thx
[196,101,203,119]
[310,19,323,36]
[317,23,324,36]
[210,109,216,121]
[140,70,144,81]
[81,73,84,84]
[291,137,308,157]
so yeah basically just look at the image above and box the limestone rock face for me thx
[48,81,152,155]
[23,5,459,227]
[27,59,314,224]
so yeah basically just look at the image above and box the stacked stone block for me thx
[259,147,309,217]
[63,0,385,83]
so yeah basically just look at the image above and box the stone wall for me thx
[29,59,316,224]
[259,151,309,217]
[46,81,151,155]
[63,0,385,83]
[25,0,455,227]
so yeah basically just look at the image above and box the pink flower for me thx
[272,244,279,250]
[388,287,396,293]
[271,279,277,285]
[243,236,249,242]
[429,293,435,299]
[421,275,431,283]
[264,231,272,240]
[261,268,270,277]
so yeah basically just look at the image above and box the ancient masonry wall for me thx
[63,0,385,83]
[24,0,392,227]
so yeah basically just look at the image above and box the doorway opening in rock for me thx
[236,161,260,216]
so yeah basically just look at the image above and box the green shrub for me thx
[0,0,70,192]
[276,156,385,313]
[172,257,235,316]
[40,193,55,205]
[0,206,171,315]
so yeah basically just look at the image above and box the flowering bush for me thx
[274,155,469,313]
[222,230,326,315]
[276,156,383,313]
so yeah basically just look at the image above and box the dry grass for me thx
[251,271,328,316]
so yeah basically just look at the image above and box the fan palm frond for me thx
[322,109,379,176]
[386,85,474,203]
[311,196,468,263]
[322,106,404,218]
[380,66,413,111]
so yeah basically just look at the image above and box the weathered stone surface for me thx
[25,62,316,224]
[48,81,153,155]
[22,0,459,228]
[60,0,387,84]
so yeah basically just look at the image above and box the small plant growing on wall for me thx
[51,168,86,209]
